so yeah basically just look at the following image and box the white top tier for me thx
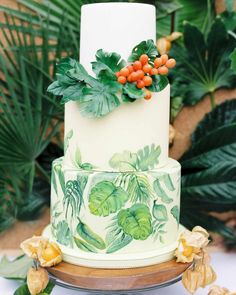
[80,3,156,73]
[64,3,170,171]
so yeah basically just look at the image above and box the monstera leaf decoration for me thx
[118,204,153,240]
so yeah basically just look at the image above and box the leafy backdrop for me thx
[0,0,236,248]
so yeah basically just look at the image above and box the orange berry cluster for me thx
[116,54,176,100]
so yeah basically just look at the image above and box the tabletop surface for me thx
[1,252,236,295]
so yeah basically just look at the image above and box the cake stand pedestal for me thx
[47,259,191,294]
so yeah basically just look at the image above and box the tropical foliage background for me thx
[0,0,236,248]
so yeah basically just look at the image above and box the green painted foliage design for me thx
[73,146,95,170]
[76,221,106,250]
[63,176,88,219]
[152,202,168,222]
[74,237,98,253]
[118,204,153,240]
[56,220,72,246]
[109,144,161,172]
[153,173,175,204]
[171,205,180,223]
[88,181,128,217]
[106,216,133,253]
[64,129,73,153]
[54,162,66,195]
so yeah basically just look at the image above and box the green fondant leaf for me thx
[128,40,158,62]
[79,81,121,118]
[153,179,173,204]
[137,144,161,171]
[147,75,168,92]
[88,181,128,217]
[109,150,138,172]
[123,83,145,100]
[56,220,72,246]
[171,205,180,222]
[118,204,152,240]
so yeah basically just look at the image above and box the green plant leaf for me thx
[152,202,168,221]
[0,255,33,281]
[128,39,158,62]
[170,19,236,107]
[109,150,138,172]
[118,204,152,240]
[147,75,169,92]
[56,220,72,246]
[14,283,30,295]
[40,281,55,294]
[137,144,161,171]
[88,181,128,217]
[155,0,182,19]
[230,48,236,74]
[171,205,179,222]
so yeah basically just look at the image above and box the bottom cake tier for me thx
[45,157,181,268]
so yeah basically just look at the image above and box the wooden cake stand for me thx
[47,259,191,293]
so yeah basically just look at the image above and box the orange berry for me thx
[143,76,152,87]
[144,90,152,100]
[115,72,121,78]
[136,80,145,89]
[139,54,149,65]
[127,74,133,82]
[130,71,139,82]
[118,76,127,84]
[150,68,158,75]
[143,64,152,74]
[154,57,162,68]
[120,67,129,77]
[127,65,134,73]
[161,54,168,65]
[136,70,145,79]
[166,58,176,69]
[158,66,169,75]
[133,61,142,71]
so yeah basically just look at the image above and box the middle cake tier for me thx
[50,157,180,265]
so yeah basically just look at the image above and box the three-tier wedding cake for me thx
[44,2,181,268]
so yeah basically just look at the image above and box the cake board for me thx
[47,259,191,294]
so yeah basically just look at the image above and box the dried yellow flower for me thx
[20,236,48,259]
[157,38,171,55]
[38,242,62,267]
[175,239,197,263]
[195,264,217,288]
[182,268,203,294]
[166,32,182,42]
[27,267,49,295]
[208,285,236,295]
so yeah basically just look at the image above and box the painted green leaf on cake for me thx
[159,173,175,191]
[56,220,72,246]
[109,151,138,172]
[171,205,180,223]
[152,202,168,222]
[54,163,65,195]
[136,144,161,171]
[79,81,121,118]
[118,204,153,240]
[64,129,73,153]
[73,146,95,171]
[74,237,98,253]
[76,221,106,250]
[153,178,173,204]
[88,181,128,217]
[105,216,133,253]
[51,166,57,195]
[123,83,145,100]
[92,49,125,81]
[128,39,158,62]
[127,174,154,204]
[64,177,88,219]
